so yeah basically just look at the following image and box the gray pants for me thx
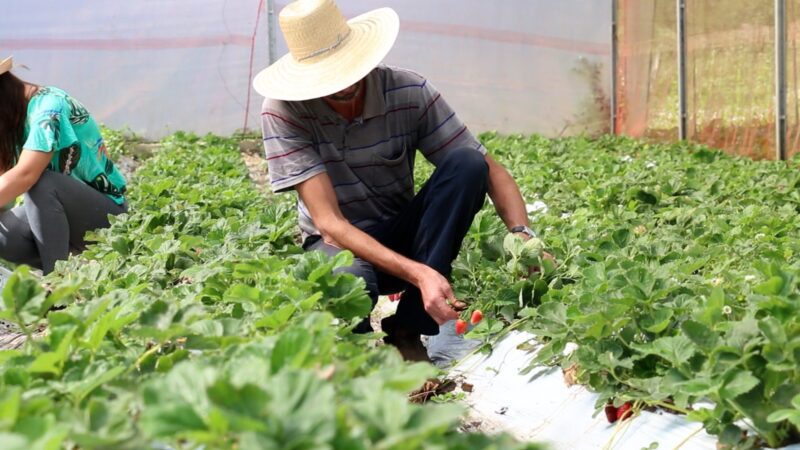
[0,170,126,274]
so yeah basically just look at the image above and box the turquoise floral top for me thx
[22,87,126,205]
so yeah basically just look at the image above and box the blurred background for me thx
[4,0,799,159]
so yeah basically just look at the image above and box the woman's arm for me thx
[0,150,52,206]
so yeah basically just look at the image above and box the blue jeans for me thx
[304,148,489,336]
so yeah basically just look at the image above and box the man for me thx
[253,0,541,361]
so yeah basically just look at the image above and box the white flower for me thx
[722,305,732,315]
[561,212,572,219]
[621,155,634,163]
[744,275,757,282]
[711,278,723,286]
[645,161,657,169]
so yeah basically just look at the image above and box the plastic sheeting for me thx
[452,331,800,450]
[616,0,796,160]
[1,0,270,138]
[1,1,612,139]
[787,0,800,159]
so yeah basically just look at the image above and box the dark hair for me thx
[0,72,28,172]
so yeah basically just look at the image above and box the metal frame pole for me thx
[267,0,278,65]
[677,0,688,141]
[611,0,618,135]
[776,0,788,160]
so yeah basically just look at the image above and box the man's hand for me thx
[414,264,466,325]
[513,231,556,274]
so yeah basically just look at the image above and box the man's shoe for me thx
[381,316,431,362]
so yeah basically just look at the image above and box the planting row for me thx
[453,134,800,448]
[0,133,539,450]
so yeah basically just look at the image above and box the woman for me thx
[0,56,127,274]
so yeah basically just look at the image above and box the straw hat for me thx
[253,0,399,101]
[0,57,12,75]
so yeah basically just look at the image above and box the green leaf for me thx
[720,370,760,399]
[766,409,800,425]
[758,317,787,345]
[28,353,62,376]
[681,320,720,352]
[138,403,208,437]
[70,365,125,403]
[254,303,297,330]
[223,284,264,304]
[0,386,21,430]
[270,327,313,374]
[503,233,524,258]
[632,335,696,365]
[639,308,673,333]
[754,276,784,295]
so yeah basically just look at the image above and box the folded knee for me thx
[24,171,60,204]
[439,148,488,182]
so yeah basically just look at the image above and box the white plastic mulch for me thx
[450,331,725,450]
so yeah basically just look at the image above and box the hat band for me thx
[297,29,352,62]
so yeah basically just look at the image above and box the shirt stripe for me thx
[271,161,324,184]
[418,93,441,121]
[262,111,309,133]
[266,144,311,161]
[261,65,483,239]
[384,79,427,95]
[420,112,455,140]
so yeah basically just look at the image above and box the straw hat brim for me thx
[253,7,399,101]
[0,57,12,76]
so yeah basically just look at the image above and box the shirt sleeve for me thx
[261,98,325,193]
[23,97,78,154]
[415,78,486,166]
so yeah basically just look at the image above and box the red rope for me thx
[244,0,266,133]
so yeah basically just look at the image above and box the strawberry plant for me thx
[0,133,540,450]
[450,133,800,448]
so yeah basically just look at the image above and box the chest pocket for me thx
[367,137,413,194]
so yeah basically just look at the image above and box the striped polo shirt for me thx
[260,65,486,239]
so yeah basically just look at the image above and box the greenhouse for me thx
[0,1,799,449]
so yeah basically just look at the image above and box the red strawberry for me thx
[455,319,468,335]
[388,292,402,301]
[470,310,483,325]
[604,402,618,423]
[617,402,633,421]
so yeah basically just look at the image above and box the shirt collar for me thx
[361,68,385,120]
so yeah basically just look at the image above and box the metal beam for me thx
[267,0,278,65]
[676,0,688,141]
[776,0,788,160]
[611,0,618,135]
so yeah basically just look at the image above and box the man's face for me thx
[324,79,364,103]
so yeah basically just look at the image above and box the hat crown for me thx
[280,0,352,63]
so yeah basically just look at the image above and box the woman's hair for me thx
[0,72,28,172]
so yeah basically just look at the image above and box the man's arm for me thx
[295,172,462,325]
[485,154,531,239]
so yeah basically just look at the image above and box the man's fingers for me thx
[427,299,459,325]
[450,299,468,312]
[438,303,459,324]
